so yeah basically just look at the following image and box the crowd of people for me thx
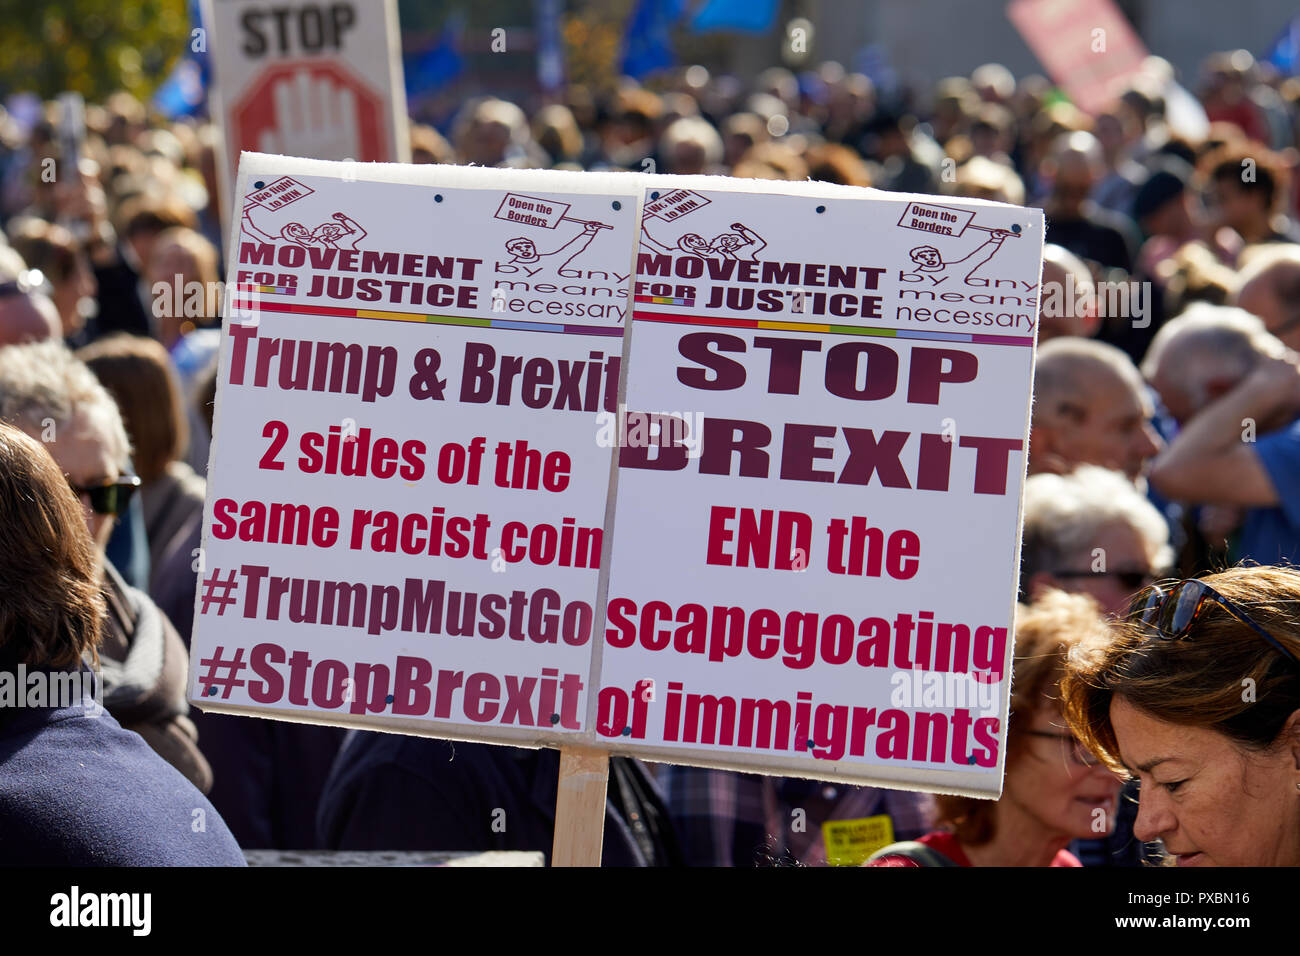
[2,46,1300,867]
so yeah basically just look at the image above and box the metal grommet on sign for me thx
[1011,223,1021,234]
[253,181,266,190]
[816,205,826,214]
[650,191,660,200]
[612,201,622,211]
[434,194,443,203]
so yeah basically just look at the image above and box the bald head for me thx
[1141,303,1281,425]
[1051,131,1103,171]
[1233,246,1300,349]
[1039,244,1098,341]
[0,289,60,346]
[1047,131,1104,217]
[1031,338,1161,481]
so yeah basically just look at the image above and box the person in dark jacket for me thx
[0,421,244,865]
[77,334,348,849]
[0,339,211,792]
[318,732,683,867]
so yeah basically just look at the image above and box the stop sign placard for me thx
[230,60,388,166]
[204,0,409,251]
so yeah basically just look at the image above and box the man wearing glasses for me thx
[0,339,211,793]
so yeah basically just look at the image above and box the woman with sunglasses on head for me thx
[867,591,1124,866]
[1062,567,1300,866]
[0,339,211,793]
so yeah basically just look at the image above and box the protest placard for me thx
[1007,0,1149,115]
[191,158,1043,863]
[201,0,410,245]
[595,176,1043,799]
[192,153,637,750]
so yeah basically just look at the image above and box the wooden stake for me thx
[551,746,609,867]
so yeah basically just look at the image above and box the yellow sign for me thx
[823,815,895,866]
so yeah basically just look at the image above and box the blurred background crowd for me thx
[3,0,1300,868]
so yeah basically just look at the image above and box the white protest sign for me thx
[191,159,1044,807]
[190,154,637,750]
[594,176,1043,797]
[202,0,409,246]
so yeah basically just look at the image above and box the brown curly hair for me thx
[1061,566,1300,776]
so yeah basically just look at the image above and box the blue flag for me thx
[622,0,685,79]
[535,0,566,93]
[690,0,778,34]
[153,0,209,118]
[404,21,465,97]
[154,59,207,118]
[1264,16,1300,75]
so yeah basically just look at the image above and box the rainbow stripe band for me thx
[631,309,1034,347]
[634,294,696,307]
[230,298,624,337]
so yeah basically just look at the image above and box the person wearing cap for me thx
[1132,161,1197,250]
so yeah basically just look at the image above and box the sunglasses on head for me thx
[1126,578,1300,671]
[67,474,141,516]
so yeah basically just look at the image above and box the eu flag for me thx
[1264,16,1300,75]
[690,0,778,33]
[622,0,686,79]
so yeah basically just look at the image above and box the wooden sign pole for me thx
[551,746,610,867]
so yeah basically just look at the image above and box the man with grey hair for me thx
[1021,465,1173,616]
[1141,302,1284,426]
[0,340,211,792]
[1148,304,1300,564]
[0,340,132,552]
[1030,337,1163,483]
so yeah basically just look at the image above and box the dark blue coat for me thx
[187,708,345,850]
[0,672,246,866]
[317,732,681,866]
